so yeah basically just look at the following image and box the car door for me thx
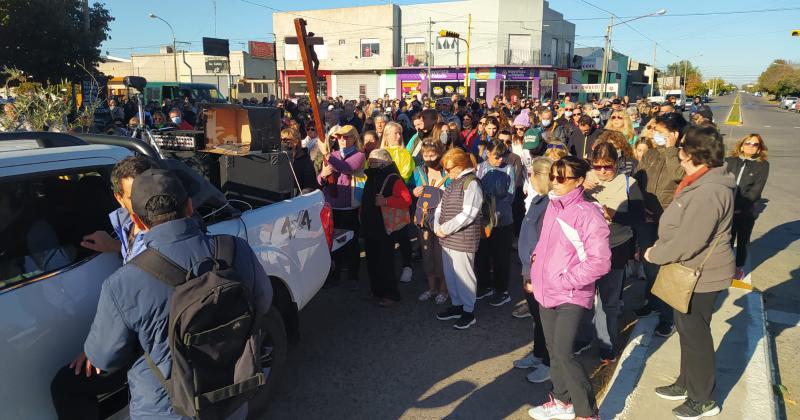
[0,158,124,419]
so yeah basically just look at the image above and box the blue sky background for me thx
[100,0,800,85]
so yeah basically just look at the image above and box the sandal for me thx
[435,293,449,305]
[418,290,435,301]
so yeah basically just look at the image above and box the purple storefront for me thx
[394,66,557,102]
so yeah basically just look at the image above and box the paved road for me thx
[714,93,800,420]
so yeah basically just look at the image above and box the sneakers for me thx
[512,303,532,318]
[418,290,434,301]
[526,365,551,383]
[400,266,413,283]
[513,353,543,369]
[655,383,688,401]
[599,348,617,364]
[672,399,720,420]
[476,287,495,300]
[573,341,592,356]
[655,322,676,338]
[528,394,575,419]
[434,293,448,305]
[489,291,511,307]
[454,312,476,330]
[436,306,463,321]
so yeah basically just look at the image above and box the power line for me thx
[240,0,393,29]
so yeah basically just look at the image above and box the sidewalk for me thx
[599,286,778,420]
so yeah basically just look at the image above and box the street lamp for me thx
[149,13,178,82]
[600,9,666,98]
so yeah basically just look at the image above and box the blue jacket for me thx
[84,218,272,419]
[477,161,515,226]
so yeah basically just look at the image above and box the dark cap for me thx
[697,107,713,121]
[611,98,622,105]
[131,169,188,217]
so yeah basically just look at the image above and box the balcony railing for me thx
[504,49,541,66]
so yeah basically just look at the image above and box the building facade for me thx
[569,47,629,101]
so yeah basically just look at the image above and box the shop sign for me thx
[557,83,619,94]
[475,68,491,80]
[205,58,229,74]
[248,41,275,59]
[504,68,534,80]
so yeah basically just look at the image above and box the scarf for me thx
[674,165,709,198]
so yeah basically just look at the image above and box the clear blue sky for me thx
[101,0,800,85]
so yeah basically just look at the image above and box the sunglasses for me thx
[743,142,760,147]
[565,108,574,112]
[592,164,615,171]
[611,115,624,120]
[515,127,526,131]
[546,144,565,149]
[549,174,579,183]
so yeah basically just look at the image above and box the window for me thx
[550,38,558,65]
[360,38,380,58]
[436,36,458,51]
[404,37,426,66]
[254,83,266,94]
[359,85,367,96]
[0,167,117,291]
[339,39,346,45]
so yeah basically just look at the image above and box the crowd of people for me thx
[281,91,768,420]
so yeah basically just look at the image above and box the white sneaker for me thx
[513,353,543,369]
[526,365,551,384]
[528,394,574,419]
[434,293,448,305]
[400,266,413,283]
[418,290,434,301]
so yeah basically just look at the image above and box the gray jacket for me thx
[648,166,736,293]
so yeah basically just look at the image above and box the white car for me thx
[0,132,349,419]
[780,97,798,109]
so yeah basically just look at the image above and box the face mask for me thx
[564,111,573,118]
[541,120,552,128]
[653,132,668,146]
[342,145,357,156]
[425,158,442,170]
[302,137,316,149]
[109,105,116,110]
[592,117,601,125]
[439,132,449,144]
[171,116,182,124]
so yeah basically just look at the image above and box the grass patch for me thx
[725,94,743,125]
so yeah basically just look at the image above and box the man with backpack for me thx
[70,169,272,419]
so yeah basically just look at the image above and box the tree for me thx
[756,59,799,94]
[0,0,114,84]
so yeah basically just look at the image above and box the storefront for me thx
[334,73,380,100]
[499,67,538,102]
[279,70,331,99]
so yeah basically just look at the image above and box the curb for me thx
[597,315,657,419]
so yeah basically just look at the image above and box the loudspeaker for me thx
[218,152,296,206]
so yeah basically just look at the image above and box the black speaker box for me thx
[218,152,296,206]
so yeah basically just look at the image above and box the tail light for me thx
[320,202,334,250]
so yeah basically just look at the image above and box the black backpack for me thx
[131,235,264,420]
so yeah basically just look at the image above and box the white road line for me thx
[794,127,800,129]
[767,309,800,327]
[763,125,772,128]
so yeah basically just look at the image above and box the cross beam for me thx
[292,18,326,144]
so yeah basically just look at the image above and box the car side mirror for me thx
[123,76,147,91]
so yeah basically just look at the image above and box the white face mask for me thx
[653,132,668,146]
[440,131,449,144]
[541,119,552,127]
[171,116,181,124]
[592,117,601,125]
[564,111,573,118]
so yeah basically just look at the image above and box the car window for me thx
[0,166,117,291]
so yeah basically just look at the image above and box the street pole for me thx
[650,41,657,97]
[464,14,471,96]
[427,18,433,98]
[149,14,179,82]
[599,16,613,99]
[683,60,687,94]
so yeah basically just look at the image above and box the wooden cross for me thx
[287,19,326,144]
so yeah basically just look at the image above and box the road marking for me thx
[763,125,772,128]
[767,309,800,327]
[794,127,800,129]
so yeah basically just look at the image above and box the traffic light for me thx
[438,30,460,39]
[792,30,800,37]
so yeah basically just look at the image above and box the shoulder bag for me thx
[651,235,721,314]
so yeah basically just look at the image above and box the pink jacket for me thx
[530,187,611,309]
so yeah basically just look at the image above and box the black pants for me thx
[50,365,128,420]
[364,237,401,301]
[539,303,597,417]
[476,224,513,293]
[390,224,413,268]
[333,208,361,282]
[731,211,755,268]
[512,186,525,237]
[525,291,551,366]
[675,291,720,402]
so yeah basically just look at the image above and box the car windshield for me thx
[192,88,225,102]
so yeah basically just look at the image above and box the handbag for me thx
[379,174,410,235]
[651,235,721,314]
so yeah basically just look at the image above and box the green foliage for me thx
[666,60,702,80]
[756,59,800,95]
[0,0,114,84]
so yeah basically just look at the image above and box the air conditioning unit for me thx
[160,45,175,54]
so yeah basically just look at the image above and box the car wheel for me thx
[247,306,288,418]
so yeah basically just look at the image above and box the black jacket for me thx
[292,149,321,191]
[725,156,769,213]
[361,165,401,240]
[567,127,604,158]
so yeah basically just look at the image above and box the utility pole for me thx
[650,41,657,97]
[683,60,688,94]
[465,14,472,96]
[599,16,613,99]
[427,18,433,97]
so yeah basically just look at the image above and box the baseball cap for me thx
[131,169,188,218]
[523,127,543,150]
[697,107,713,121]
[611,98,622,105]
[334,125,359,138]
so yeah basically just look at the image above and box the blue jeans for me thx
[594,269,624,350]
[637,222,674,326]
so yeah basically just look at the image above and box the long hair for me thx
[604,110,635,142]
[380,122,404,148]
[441,147,477,171]
[730,133,768,161]
[596,129,634,159]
